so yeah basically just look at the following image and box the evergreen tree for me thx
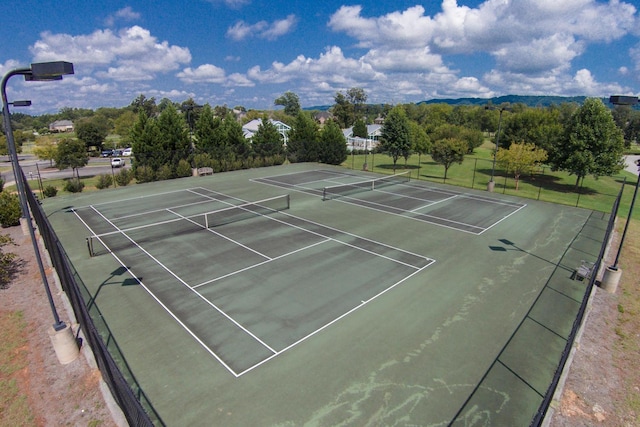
[252,117,284,159]
[156,105,190,176]
[319,120,348,165]
[287,112,320,162]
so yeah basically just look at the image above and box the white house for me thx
[242,119,291,146]
[49,120,74,133]
[343,124,382,152]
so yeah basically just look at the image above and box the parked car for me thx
[122,148,132,156]
[111,157,125,168]
[101,149,114,157]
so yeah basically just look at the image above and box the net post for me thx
[86,237,94,257]
[286,194,291,210]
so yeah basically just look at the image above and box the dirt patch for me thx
[0,224,116,427]
[550,220,640,426]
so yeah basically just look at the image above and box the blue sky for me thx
[0,0,639,114]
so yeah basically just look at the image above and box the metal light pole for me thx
[601,95,640,293]
[486,106,507,192]
[2,62,74,332]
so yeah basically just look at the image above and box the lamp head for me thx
[609,95,639,106]
[30,61,74,79]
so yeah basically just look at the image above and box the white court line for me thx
[83,203,279,371]
[195,187,432,269]
[478,203,528,235]
[73,208,245,376]
[332,192,486,233]
[74,187,206,210]
[83,187,435,377]
[193,238,331,289]
[166,208,271,261]
[235,258,434,377]
[114,198,218,221]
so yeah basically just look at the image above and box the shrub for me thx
[176,159,192,178]
[0,192,21,227]
[0,233,16,288]
[156,164,173,181]
[135,165,155,183]
[43,186,58,198]
[64,179,84,193]
[115,169,133,187]
[0,176,4,192]
[96,174,113,189]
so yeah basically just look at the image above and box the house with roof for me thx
[49,120,74,133]
[242,119,291,146]
[342,124,382,151]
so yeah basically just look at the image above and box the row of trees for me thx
[128,104,348,182]
[3,89,635,193]
[374,98,626,188]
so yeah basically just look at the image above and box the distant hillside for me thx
[305,95,611,111]
[418,95,595,107]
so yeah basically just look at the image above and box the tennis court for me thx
[43,163,609,426]
[74,187,433,376]
[253,169,526,234]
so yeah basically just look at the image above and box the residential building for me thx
[49,120,74,133]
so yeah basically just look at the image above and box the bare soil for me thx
[0,224,116,427]
[549,221,640,426]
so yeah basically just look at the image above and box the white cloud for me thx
[30,26,191,81]
[105,7,141,27]
[226,15,297,41]
[177,64,227,84]
[203,0,250,9]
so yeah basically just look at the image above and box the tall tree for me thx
[54,138,89,181]
[352,118,368,139]
[287,111,320,162]
[156,105,191,176]
[319,120,348,165]
[332,92,354,128]
[130,94,157,117]
[409,121,431,172]
[550,98,625,188]
[75,117,110,151]
[346,87,367,119]
[252,117,284,159]
[379,106,411,172]
[131,111,162,177]
[496,142,548,190]
[431,138,467,180]
[274,91,301,116]
[224,113,250,161]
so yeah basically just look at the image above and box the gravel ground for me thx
[1,224,118,427]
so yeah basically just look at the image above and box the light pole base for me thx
[601,266,622,294]
[48,323,79,365]
[487,181,495,192]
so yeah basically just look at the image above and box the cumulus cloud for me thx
[105,7,141,27]
[203,0,250,9]
[227,15,297,41]
[30,26,191,81]
[324,0,638,99]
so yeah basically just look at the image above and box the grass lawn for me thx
[343,146,639,220]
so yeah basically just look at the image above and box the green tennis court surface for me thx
[44,163,608,426]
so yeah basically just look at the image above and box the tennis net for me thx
[322,171,411,201]
[87,194,290,256]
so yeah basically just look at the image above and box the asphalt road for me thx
[1,155,131,187]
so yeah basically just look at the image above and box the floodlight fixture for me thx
[609,95,639,106]
[1,61,74,332]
